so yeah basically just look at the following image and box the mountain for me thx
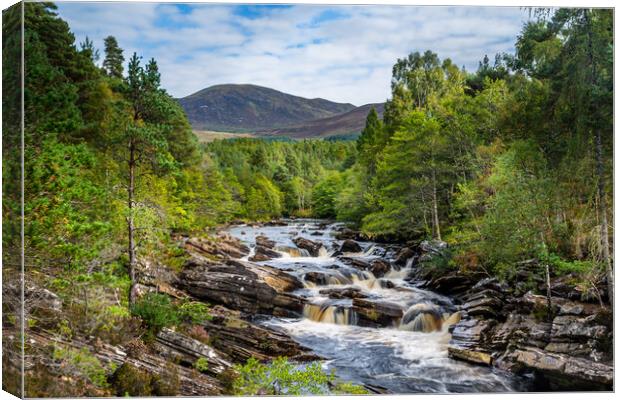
[178,84,356,132]
[256,103,385,139]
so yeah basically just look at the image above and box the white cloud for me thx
[56,2,530,105]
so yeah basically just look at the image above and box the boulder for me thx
[318,287,368,300]
[255,235,276,249]
[394,247,415,266]
[352,298,403,327]
[448,347,493,366]
[512,347,612,389]
[369,259,391,278]
[185,235,250,260]
[339,239,362,253]
[249,245,282,262]
[203,306,318,363]
[334,228,366,241]
[303,271,330,286]
[178,259,304,316]
[448,318,496,366]
[338,256,371,271]
[292,237,324,257]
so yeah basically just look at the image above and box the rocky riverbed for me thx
[11,219,611,395]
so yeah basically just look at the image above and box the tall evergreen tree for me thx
[103,35,124,78]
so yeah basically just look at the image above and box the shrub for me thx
[52,346,108,388]
[111,363,152,396]
[131,292,179,333]
[231,357,366,396]
[194,357,209,373]
[186,325,210,344]
[178,301,212,324]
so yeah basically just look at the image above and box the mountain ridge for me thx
[178,84,358,132]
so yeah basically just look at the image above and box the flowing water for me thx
[227,219,531,393]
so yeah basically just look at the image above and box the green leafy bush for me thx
[178,301,212,324]
[231,357,367,396]
[131,292,179,333]
[52,346,109,388]
[194,357,209,373]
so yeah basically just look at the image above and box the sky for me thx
[56,2,531,105]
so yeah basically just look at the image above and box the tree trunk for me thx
[432,169,442,241]
[545,263,553,322]
[127,139,137,307]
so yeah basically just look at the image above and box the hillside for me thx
[257,103,385,139]
[178,84,356,131]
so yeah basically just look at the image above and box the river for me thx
[227,219,533,393]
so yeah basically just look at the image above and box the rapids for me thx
[227,219,531,393]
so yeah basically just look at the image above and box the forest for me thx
[2,2,614,397]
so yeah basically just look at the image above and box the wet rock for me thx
[512,347,612,389]
[352,298,403,327]
[178,258,304,316]
[249,245,282,262]
[264,220,288,227]
[394,247,415,266]
[369,259,391,278]
[334,228,367,241]
[255,235,276,249]
[203,306,318,363]
[292,237,324,257]
[318,287,368,299]
[339,239,362,253]
[338,256,371,271]
[364,245,387,257]
[401,303,443,328]
[303,271,330,286]
[448,347,493,366]
[448,318,496,365]
[311,231,323,236]
[427,272,473,296]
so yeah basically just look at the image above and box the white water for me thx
[227,219,528,393]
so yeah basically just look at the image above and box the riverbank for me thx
[6,219,611,395]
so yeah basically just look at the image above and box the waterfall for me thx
[318,245,329,257]
[303,303,358,325]
[276,246,310,258]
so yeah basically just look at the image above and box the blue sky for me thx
[56,2,531,105]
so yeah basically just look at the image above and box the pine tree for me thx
[103,35,124,78]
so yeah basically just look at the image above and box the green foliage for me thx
[178,301,212,324]
[130,293,179,333]
[231,357,366,396]
[312,171,343,218]
[52,346,109,388]
[111,363,152,396]
[194,357,210,373]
